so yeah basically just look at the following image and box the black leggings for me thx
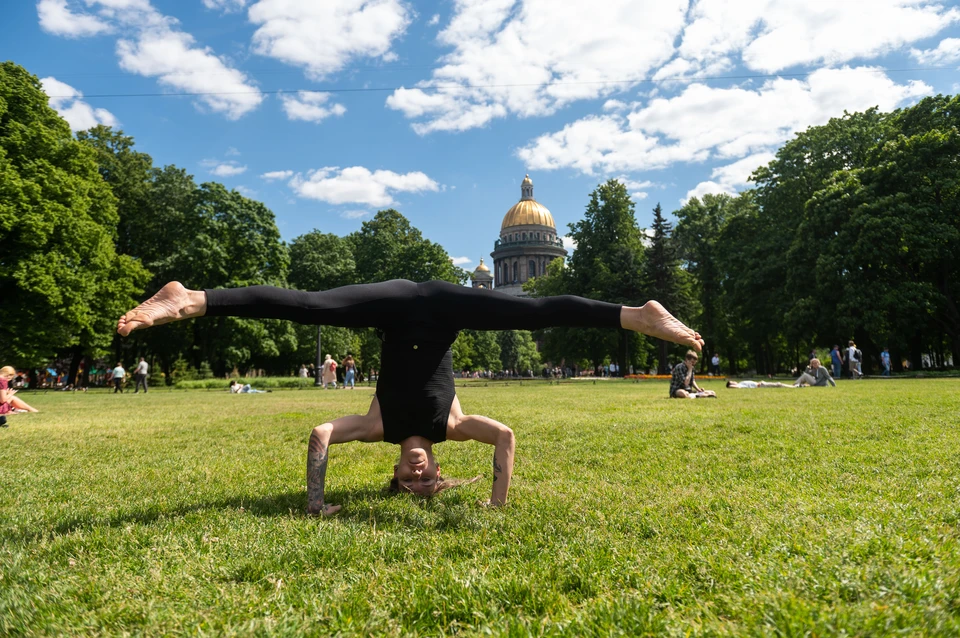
[204,279,623,331]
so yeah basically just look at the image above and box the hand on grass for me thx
[308,503,341,516]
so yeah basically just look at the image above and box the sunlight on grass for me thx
[1,380,959,635]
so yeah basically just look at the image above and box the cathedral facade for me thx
[469,175,567,297]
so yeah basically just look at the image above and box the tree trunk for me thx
[657,339,669,375]
[68,346,84,387]
[618,329,628,378]
[909,330,923,372]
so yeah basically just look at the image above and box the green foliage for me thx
[170,355,198,382]
[0,62,149,366]
[452,329,502,371]
[643,203,693,373]
[497,330,541,372]
[348,209,466,284]
[197,361,214,380]
[3,381,960,634]
[288,231,356,291]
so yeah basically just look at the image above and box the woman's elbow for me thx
[498,427,515,448]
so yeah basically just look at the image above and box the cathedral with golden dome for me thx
[469,175,567,296]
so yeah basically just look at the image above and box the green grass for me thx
[2,380,959,636]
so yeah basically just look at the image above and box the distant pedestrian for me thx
[111,362,126,393]
[881,348,891,377]
[342,354,356,389]
[134,357,149,393]
[846,341,861,379]
[322,354,337,389]
[299,364,309,378]
[830,345,843,379]
[710,353,720,375]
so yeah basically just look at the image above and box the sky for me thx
[5,0,960,271]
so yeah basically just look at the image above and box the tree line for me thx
[528,99,960,376]
[0,62,542,384]
[4,59,957,380]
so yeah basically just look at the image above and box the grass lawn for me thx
[2,379,959,636]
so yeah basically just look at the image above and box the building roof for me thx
[501,175,556,230]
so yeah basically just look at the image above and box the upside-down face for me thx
[394,446,441,496]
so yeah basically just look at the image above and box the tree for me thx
[0,62,149,370]
[497,330,541,374]
[289,231,356,291]
[348,209,465,284]
[526,180,649,371]
[642,203,691,373]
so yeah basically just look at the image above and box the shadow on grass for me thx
[8,485,478,542]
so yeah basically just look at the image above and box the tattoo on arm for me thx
[493,454,502,483]
[306,430,328,514]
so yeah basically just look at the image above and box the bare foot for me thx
[117,282,206,336]
[621,301,705,352]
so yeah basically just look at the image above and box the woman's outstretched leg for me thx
[118,280,420,336]
[417,280,704,351]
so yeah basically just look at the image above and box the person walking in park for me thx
[111,362,126,394]
[669,351,717,399]
[711,353,720,375]
[0,366,39,414]
[299,364,309,379]
[321,355,338,390]
[846,341,861,379]
[830,345,844,379]
[133,357,149,393]
[881,347,892,377]
[342,354,357,389]
[116,279,704,513]
[793,358,837,387]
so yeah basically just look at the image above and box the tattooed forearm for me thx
[306,429,329,515]
[493,454,502,483]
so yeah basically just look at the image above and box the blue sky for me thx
[5,0,960,271]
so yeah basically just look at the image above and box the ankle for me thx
[184,290,207,318]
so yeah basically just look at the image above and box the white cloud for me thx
[248,0,411,79]
[341,209,372,219]
[280,91,347,123]
[38,0,111,37]
[290,166,440,207]
[260,170,294,180]
[41,76,119,131]
[225,146,241,156]
[677,0,960,73]
[519,67,932,175]
[562,235,577,252]
[427,13,440,26]
[234,185,257,196]
[387,0,688,133]
[39,0,263,120]
[203,160,247,176]
[911,37,960,64]
[451,256,472,266]
[202,0,247,12]
[682,152,775,203]
[117,25,263,119]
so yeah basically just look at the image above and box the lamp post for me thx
[314,325,323,387]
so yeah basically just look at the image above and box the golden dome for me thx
[501,200,555,230]
[502,174,555,230]
[474,258,490,273]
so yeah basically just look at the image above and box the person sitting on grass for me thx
[117,279,704,514]
[0,366,39,414]
[669,351,717,399]
[726,380,793,388]
[793,358,837,387]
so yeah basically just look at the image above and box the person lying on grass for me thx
[117,280,704,514]
[669,351,717,399]
[725,380,794,388]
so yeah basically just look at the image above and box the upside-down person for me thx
[117,280,704,514]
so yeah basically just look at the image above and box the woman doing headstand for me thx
[117,280,703,514]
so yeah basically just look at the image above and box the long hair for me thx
[386,475,482,497]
